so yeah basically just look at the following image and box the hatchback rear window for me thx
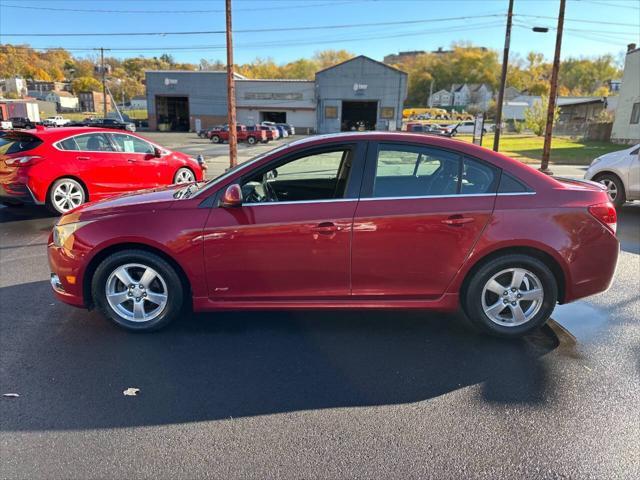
[0,134,43,155]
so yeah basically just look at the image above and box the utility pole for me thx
[94,47,110,117]
[493,0,514,152]
[428,79,434,108]
[225,0,238,168]
[540,0,566,175]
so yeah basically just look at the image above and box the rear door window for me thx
[0,134,42,154]
[73,133,115,152]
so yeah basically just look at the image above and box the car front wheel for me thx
[174,167,195,184]
[92,250,184,332]
[594,173,626,208]
[463,254,558,338]
[211,135,220,143]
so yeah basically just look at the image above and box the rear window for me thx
[498,173,532,193]
[0,134,43,155]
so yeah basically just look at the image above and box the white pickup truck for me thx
[42,115,71,127]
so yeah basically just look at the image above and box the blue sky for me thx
[1,0,638,65]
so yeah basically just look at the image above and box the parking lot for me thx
[1,134,639,478]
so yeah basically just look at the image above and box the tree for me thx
[524,96,559,136]
[72,76,102,93]
[313,49,354,69]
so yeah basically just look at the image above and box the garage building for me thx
[145,56,407,133]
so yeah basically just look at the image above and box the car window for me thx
[461,157,499,194]
[0,134,42,154]
[373,145,461,197]
[73,133,115,152]
[110,134,154,154]
[241,149,350,203]
[58,137,80,151]
[498,172,531,193]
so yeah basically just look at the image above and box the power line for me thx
[0,13,505,36]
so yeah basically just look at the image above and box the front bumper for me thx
[47,239,86,308]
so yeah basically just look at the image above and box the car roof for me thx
[21,126,128,142]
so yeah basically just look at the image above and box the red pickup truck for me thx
[209,125,267,145]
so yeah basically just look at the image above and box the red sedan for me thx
[47,132,619,337]
[0,127,206,214]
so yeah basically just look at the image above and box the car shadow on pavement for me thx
[0,280,564,432]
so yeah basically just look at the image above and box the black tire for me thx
[593,172,626,208]
[91,250,184,332]
[211,134,220,144]
[247,136,257,145]
[462,254,558,338]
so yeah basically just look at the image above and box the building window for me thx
[325,106,338,119]
[631,102,640,124]
[380,107,395,119]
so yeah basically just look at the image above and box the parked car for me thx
[277,123,295,136]
[0,127,206,214]
[261,121,288,138]
[8,117,36,129]
[47,132,618,337]
[584,144,640,208]
[42,116,70,127]
[86,118,137,132]
[209,125,267,145]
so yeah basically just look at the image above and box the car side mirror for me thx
[221,184,243,207]
[153,146,162,158]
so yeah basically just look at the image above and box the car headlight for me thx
[52,221,92,249]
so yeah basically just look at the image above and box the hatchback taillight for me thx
[5,155,43,167]
[588,202,617,234]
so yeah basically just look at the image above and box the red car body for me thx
[0,127,205,208]
[209,125,267,144]
[47,132,619,335]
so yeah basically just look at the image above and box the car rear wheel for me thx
[463,254,558,338]
[211,134,220,143]
[92,250,184,332]
[247,136,257,145]
[48,178,86,214]
[594,173,626,208]
[174,167,195,184]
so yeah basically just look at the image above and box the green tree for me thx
[524,96,559,136]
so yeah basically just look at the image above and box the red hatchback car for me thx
[0,127,206,214]
[47,132,619,337]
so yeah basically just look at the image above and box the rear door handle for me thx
[311,222,339,234]
[127,158,137,163]
[76,156,90,161]
[441,215,475,226]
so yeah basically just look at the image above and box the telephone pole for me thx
[540,0,566,175]
[225,0,238,168]
[94,47,110,117]
[493,0,514,152]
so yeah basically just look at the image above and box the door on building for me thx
[155,96,189,131]
[341,101,378,131]
[260,111,287,123]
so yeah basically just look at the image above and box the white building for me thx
[430,89,452,107]
[129,95,148,110]
[611,44,639,144]
[0,77,28,97]
[430,83,493,111]
[44,91,79,111]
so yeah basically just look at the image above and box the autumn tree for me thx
[524,96,559,136]
[72,76,102,93]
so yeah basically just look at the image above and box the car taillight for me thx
[588,202,617,234]
[5,155,43,167]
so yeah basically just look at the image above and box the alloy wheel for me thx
[481,267,544,327]
[105,263,168,323]
[52,180,84,213]
[600,178,618,202]
[174,168,195,184]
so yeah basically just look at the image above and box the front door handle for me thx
[441,215,475,226]
[311,222,339,234]
[76,156,90,161]
[127,158,137,163]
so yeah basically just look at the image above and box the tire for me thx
[247,136,257,145]
[211,135,220,144]
[91,250,184,332]
[463,254,558,338]
[47,177,87,215]
[594,173,626,208]
[174,167,195,184]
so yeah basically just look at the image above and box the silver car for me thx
[584,144,639,207]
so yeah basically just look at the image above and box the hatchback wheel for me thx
[174,167,195,184]
[594,173,625,208]
[92,250,184,332]
[48,178,86,214]
[463,254,557,337]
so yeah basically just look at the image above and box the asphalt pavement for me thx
[0,140,639,478]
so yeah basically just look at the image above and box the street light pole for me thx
[540,0,566,175]
[225,0,238,169]
[493,0,514,152]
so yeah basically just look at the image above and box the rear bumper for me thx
[0,182,42,205]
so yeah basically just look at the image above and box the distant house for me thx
[430,83,494,111]
[78,91,109,114]
[129,95,147,110]
[383,51,426,64]
[611,44,639,144]
[26,80,71,94]
[504,86,521,101]
[0,77,28,97]
[44,91,79,112]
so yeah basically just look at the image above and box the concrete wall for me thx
[612,49,640,144]
[145,71,228,130]
[315,56,407,133]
